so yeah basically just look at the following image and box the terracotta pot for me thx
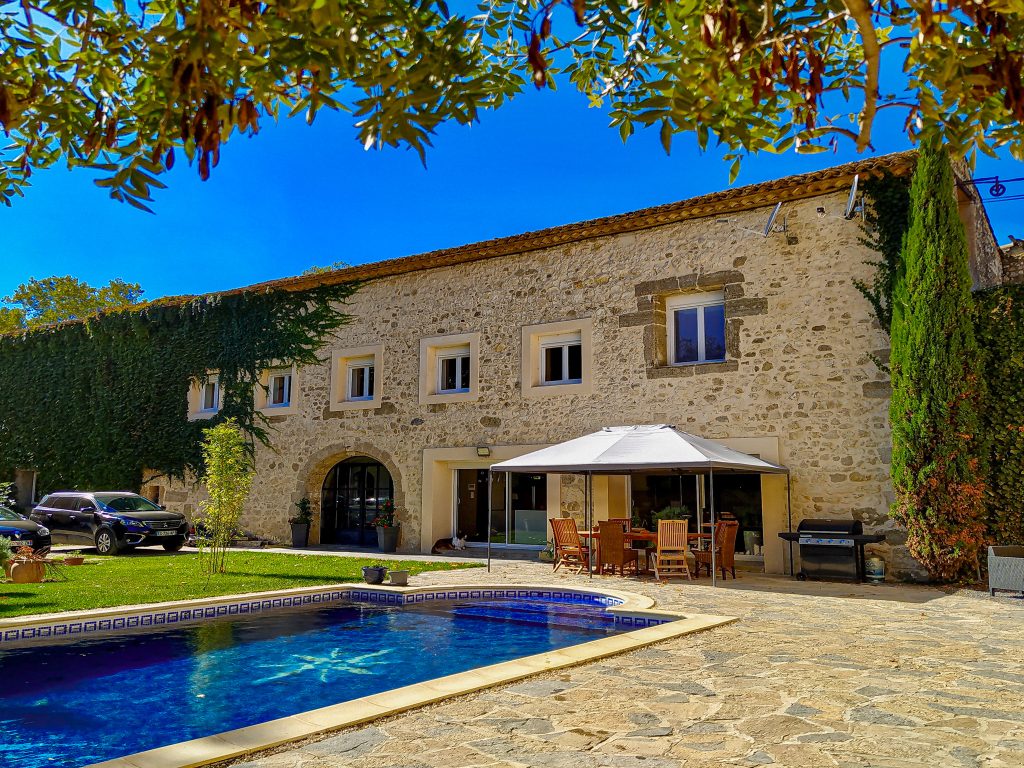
[10,560,45,584]
[65,557,85,566]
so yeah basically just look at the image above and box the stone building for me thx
[145,151,1002,579]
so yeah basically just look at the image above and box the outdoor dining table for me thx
[580,528,711,575]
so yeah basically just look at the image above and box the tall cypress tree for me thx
[889,143,986,581]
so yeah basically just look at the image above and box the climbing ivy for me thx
[974,286,1024,546]
[854,170,912,347]
[0,283,357,493]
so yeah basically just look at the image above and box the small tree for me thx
[197,419,253,576]
[889,143,986,581]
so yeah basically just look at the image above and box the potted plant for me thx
[9,545,45,584]
[388,569,410,586]
[64,550,85,566]
[289,498,312,548]
[371,499,400,553]
[0,536,13,578]
[361,564,388,584]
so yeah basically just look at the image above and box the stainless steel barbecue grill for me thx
[778,519,886,582]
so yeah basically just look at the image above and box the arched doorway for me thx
[320,456,395,546]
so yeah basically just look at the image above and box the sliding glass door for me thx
[453,470,547,547]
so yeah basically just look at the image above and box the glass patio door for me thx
[321,457,394,546]
[453,470,547,547]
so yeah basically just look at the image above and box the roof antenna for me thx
[815,174,864,221]
[717,202,786,238]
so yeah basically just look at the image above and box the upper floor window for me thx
[667,291,726,365]
[330,344,383,411]
[267,370,292,408]
[438,348,471,394]
[521,319,593,399]
[540,332,583,385]
[419,333,480,404]
[200,377,220,412]
[347,356,375,401]
[188,373,221,420]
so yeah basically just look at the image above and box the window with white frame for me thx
[437,346,471,394]
[267,370,292,408]
[666,291,727,365]
[347,356,375,401]
[200,377,220,412]
[540,332,583,385]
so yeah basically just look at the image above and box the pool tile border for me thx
[0,583,676,648]
[85,600,735,768]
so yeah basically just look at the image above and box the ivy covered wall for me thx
[0,285,355,493]
[975,285,1024,545]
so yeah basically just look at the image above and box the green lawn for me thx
[0,551,480,618]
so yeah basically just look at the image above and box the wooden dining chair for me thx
[693,520,740,579]
[652,519,692,581]
[606,517,631,530]
[597,520,638,576]
[549,517,590,574]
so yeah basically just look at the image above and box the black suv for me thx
[30,492,187,555]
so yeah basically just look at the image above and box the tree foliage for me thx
[0,283,357,492]
[974,286,1024,547]
[1,1,1022,208]
[196,418,253,575]
[0,276,144,331]
[888,142,986,582]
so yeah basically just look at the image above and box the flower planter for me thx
[361,565,387,585]
[290,523,310,548]
[376,525,399,553]
[388,569,410,586]
[10,560,44,584]
[64,557,85,566]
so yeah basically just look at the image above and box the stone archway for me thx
[294,443,405,547]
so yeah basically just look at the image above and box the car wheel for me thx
[162,537,186,552]
[95,527,120,556]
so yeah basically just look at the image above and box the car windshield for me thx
[0,507,23,522]
[94,494,162,513]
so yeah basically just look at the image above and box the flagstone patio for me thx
[229,561,1024,768]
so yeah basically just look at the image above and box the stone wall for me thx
[154,192,919,576]
[1002,241,1024,285]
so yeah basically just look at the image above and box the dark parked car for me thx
[30,492,187,555]
[0,506,52,554]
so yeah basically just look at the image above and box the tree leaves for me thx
[1,1,1023,208]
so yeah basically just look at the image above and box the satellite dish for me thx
[762,202,783,237]
[844,174,860,219]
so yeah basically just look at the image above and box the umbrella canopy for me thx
[490,424,788,475]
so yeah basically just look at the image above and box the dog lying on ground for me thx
[431,534,467,554]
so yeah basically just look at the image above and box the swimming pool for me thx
[0,596,626,767]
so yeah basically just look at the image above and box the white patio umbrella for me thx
[488,424,789,586]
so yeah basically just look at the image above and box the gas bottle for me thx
[865,556,885,584]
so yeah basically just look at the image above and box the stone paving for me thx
[230,561,1024,768]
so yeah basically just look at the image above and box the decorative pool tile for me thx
[0,584,652,646]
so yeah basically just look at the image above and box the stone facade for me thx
[1001,239,1024,285]
[150,158,1001,580]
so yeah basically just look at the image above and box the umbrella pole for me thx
[486,470,492,573]
[786,473,793,577]
[589,473,598,581]
[710,466,717,588]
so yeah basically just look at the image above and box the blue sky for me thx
[3,84,1022,301]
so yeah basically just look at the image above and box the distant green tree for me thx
[302,261,350,276]
[888,142,986,582]
[1,277,144,330]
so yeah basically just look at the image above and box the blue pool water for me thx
[0,598,623,767]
